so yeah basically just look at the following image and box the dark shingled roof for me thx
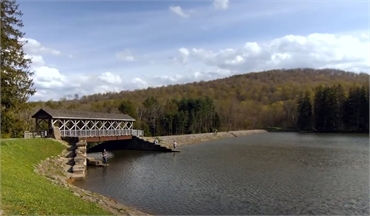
[31,108,135,121]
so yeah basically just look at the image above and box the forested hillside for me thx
[30,68,369,136]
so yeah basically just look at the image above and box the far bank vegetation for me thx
[27,68,369,136]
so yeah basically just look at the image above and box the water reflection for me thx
[102,166,107,175]
[172,152,177,163]
[76,133,369,215]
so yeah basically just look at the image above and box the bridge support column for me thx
[70,139,88,180]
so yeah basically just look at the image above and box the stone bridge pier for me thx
[31,108,143,180]
[72,139,87,179]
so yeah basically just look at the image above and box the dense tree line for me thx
[31,68,369,136]
[297,84,369,133]
[118,96,221,136]
[1,0,35,138]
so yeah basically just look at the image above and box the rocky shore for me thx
[143,129,267,148]
[34,130,266,215]
[34,139,150,215]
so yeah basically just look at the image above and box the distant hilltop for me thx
[37,68,369,103]
[30,68,369,135]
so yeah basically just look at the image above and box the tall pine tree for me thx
[118,100,137,119]
[314,86,340,132]
[296,91,313,131]
[326,87,340,132]
[362,85,369,132]
[359,85,369,132]
[1,0,36,138]
[313,86,325,132]
[334,84,346,131]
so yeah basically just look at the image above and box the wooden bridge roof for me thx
[31,108,135,121]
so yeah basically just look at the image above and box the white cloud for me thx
[131,77,148,88]
[151,68,232,86]
[360,33,369,39]
[32,70,126,100]
[116,49,135,61]
[21,38,61,56]
[26,55,45,67]
[33,66,66,89]
[176,33,370,73]
[22,39,69,92]
[178,47,190,63]
[213,0,229,10]
[30,32,369,101]
[98,72,122,84]
[23,38,124,100]
[169,6,190,18]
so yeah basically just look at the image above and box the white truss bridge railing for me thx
[60,129,144,138]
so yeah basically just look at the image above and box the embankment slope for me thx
[144,129,267,148]
[0,138,149,215]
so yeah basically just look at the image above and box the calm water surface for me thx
[74,133,370,215]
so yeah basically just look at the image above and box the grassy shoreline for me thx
[1,138,150,215]
[1,138,110,215]
[1,130,265,215]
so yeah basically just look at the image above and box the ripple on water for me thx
[76,133,369,215]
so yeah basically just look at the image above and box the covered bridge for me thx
[31,108,143,138]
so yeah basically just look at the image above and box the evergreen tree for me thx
[142,96,160,136]
[325,86,340,132]
[1,0,36,138]
[341,98,351,131]
[296,91,313,131]
[334,84,346,131]
[174,110,187,134]
[159,99,178,135]
[359,85,369,132]
[342,88,356,131]
[343,86,364,131]
[313,86,325,132]
[118,100,137,119]
[362,85,369,132]
[214,112,221,130]
[314,86,340,132]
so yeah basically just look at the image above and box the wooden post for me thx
[48,119,52,138]
[35,118,40,134]
[35,118,39,138]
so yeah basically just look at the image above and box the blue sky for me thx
[18,0,369,101]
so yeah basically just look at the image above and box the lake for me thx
[74,132,369,215]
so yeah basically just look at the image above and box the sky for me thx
[18,0,369,101]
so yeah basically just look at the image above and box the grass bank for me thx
[1,138,110,215]
[144,129,267,148]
